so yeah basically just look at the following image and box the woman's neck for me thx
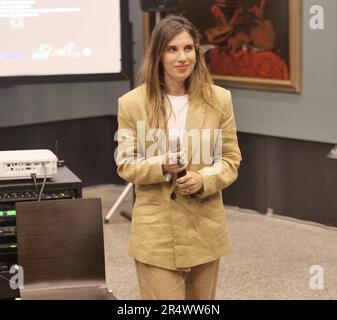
[165,79,187,96]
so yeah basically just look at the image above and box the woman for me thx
[116,15,241,300]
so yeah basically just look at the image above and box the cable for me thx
[38,163,47,202]
[31,173,39,194]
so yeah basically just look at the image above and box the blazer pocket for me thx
[135,196,161,206]
[135,186,163,206]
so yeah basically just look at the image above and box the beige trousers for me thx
[134,259,220,300]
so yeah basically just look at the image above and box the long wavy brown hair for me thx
[137,15,222,130]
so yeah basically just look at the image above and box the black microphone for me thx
[176,148,186,178]
[177,169,186,178]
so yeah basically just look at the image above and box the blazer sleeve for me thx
[115,97,168,185]
[197,89,242,198]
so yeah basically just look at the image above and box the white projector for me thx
[0,149,58,181]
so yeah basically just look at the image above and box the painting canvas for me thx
[144,0,302,93]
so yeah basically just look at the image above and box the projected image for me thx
[0,0,121,77]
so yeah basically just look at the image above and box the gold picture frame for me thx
[144,0,302,93]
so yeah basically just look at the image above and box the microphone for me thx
[176,141,186,178]
[168,132,185,173]
[169,132,196,198]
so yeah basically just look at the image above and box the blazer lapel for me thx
[185,96,206,167]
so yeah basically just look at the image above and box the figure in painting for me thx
[204,0,289,80]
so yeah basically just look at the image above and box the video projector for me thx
[0,149,58,181]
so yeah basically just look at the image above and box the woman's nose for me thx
[177,50,187,62]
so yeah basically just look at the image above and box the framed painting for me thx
[144,0,302,93]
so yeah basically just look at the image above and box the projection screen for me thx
[0,0,130,83]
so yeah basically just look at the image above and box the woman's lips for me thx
[175,65,189,71]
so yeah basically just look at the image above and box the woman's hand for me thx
[176,171,203,196]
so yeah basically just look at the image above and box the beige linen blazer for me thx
[116,84,241,270]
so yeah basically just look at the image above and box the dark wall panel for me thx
[223,133,268,213]
[266,136,337,226]
[223,133,337,226]
[1,117,337,226]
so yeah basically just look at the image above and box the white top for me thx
[164,94,189,182]
[166,94,189,138]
